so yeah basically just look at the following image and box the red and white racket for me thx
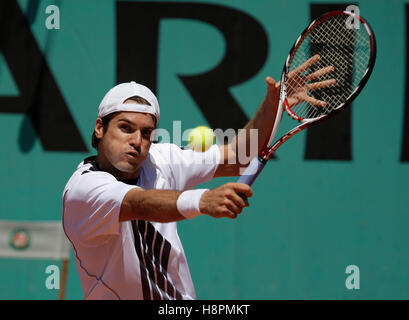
[238,10,377,186]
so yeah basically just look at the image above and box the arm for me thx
[215,77,280,177]
[119,183,253,222]
[120,188,184,223]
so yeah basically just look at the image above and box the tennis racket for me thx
[238,10,376,187]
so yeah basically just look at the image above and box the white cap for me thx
[98,81,160,124]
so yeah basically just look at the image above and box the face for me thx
[95,111,155,180]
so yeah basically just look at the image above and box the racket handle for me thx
[237,157,266,200]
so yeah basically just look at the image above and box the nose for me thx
[129,130,142,149]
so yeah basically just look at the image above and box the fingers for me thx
[265,76,276,86]
[306,78,336,91]
[225,183,252,218]
[299,93,327,107]
[227,188,249,209]
[225,200,241,218]
[291,54,320,76]
[228,182,253,198]
[304,65,335,82]
[284,56,336,109]
[300,78,336,108]
[220,183,252,219]
[266,77,280,88]
[265,77,280,102]
[204,183,253,219]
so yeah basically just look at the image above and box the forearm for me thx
[120,188,186,223]
[235,86,279,156]
[215,79,280,177]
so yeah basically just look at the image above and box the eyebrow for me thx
[117,118,135,125]
[117,118,155,130]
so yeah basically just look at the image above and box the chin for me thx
[113,161,140,173]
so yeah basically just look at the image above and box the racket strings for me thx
[287,14,371,120]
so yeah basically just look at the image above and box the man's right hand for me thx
[199,183,253,219]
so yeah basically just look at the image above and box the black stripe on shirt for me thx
[131,220,152,300]
[150,225,176,299]
[132,220,184,300]
[146,221,169,299]
[138,221,162,300]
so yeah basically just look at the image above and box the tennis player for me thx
[62,71,329,299]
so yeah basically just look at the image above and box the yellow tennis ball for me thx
[188,126,215,152]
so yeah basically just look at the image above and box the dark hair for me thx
[91,112,117,149]
[91,96,152,149]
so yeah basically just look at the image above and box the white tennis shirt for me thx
[62,143,220,300]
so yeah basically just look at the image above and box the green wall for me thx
[0,0,408,299]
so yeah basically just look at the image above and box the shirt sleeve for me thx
[150,143,221,190]
[63,170,138,245]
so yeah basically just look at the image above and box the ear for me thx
[94,118,104,139]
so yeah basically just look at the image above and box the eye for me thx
[120,124,132,133]
[142,129,153,139]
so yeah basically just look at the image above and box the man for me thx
[63,61,331,299]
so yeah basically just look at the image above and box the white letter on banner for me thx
[45,5,60,30]
[45,265,60,290]
[345,264,360,290]
[345,5,360,30]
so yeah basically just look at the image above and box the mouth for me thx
[126,151,139,158]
